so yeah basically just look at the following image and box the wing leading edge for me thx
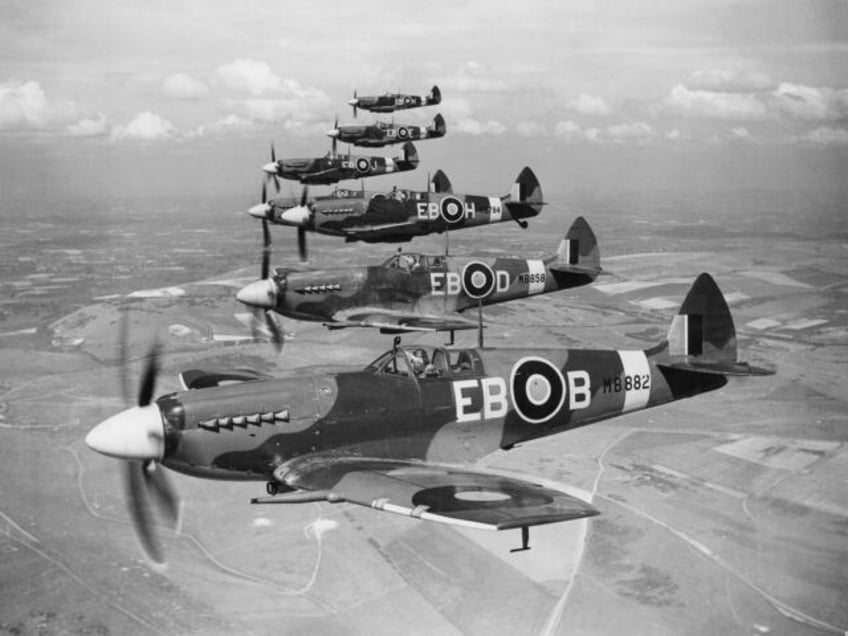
[259,457,598,530]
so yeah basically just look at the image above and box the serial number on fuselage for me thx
[602,374,651,393]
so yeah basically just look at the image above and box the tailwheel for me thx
[266,481,280,496]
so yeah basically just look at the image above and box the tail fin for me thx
[658,273,773,376]
[431,169,453,193]
[397,142,419,168]
[428,85,441,105]
[506,167,543,216]
[549,216,601,277]
[429,113,446,137]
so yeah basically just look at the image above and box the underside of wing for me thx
[270,457,598,530]
[327,308,479,333]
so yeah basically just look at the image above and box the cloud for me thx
[453,118,506,135]
[606,121,652,139]
[566,93,612,116]
[216,59,282,96]
[161,73,209,100]
[67,114,110,137]
[193,114,253,137]
[661,84,770,121]
[772,83,848,121]
[730,126,756,143]
[688,69,773,93]
[554,120,582,138]
[798,126,848,145]
[441,61,508,92]
[0,80,77,131]
[112,111,175,140]
[516,121,547,137]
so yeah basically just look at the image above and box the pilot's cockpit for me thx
[366,346,483,379]
[383,252,426,272]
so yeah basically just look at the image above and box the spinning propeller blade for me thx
[105,317,182,568]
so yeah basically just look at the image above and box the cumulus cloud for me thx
[213,59,330,129]
[441,61,508,92]
[516,121,547,137]
[606,121,652,139]
[193,114,253,137]
[566,93,612,116]
[216,59,283,96]
[798,126,848,145]
[688,69,773,93]
[772,83,848,121]
[0,80,77,131]
[453,118,506,135]
[662,84,770,121]
[67,114,110,137]
[161,73,209,100]
[730,127,756,143]
[112,111,175,140]
[554,120,581,138]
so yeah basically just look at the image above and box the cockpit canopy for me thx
[381,253,446,272]
[366,345,483,379]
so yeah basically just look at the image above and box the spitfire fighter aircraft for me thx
[262,141,419,186]
[349,85,441,117]
[236,216,601,334]
[248,166,543,260]
[327,113,446,148]
[86,273,772,564]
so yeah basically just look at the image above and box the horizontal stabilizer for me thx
[659,360,775,377]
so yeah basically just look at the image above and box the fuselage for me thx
[156,345,725,481]
[267,188,539,242]
[272,252,593,323]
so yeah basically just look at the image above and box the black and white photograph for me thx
[1,2,846,634]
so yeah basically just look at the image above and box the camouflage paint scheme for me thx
[88,274,773,534]
[254,166,543,244]
[236,216,601,333]
[266,141,419,186]
[349,85,441,116]
[328,113,446,148]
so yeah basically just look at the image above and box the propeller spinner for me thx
[84,321,181,569]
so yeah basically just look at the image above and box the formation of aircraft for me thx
[84,80,777,568]
[85,273,773,565]
[236,216,600,334]
[327,113,446,148]
[248,166,543,260]
[262,140,419,186]
[349,85,441,117]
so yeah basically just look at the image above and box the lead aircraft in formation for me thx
[349,85,441,117]
[85,273,773,566]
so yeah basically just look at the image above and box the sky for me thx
[1,0,847,202]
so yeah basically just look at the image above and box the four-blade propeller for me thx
[84,314,181,569]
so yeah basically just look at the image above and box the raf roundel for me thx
[510,356,567,424]
[403,96,413,106]
[440,195,465,224]
[355,157,371,174]
[397,126,409,140]
[461,261,496,299]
